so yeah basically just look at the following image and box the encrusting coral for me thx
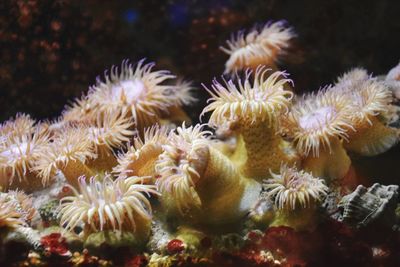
[284,87,354,182]
[59,174,159,242]
[263,165,328,230]
[202,67,298,180]
[220,20,296,75]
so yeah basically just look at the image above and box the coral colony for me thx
[0,20,400,267]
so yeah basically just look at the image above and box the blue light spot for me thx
[123,9,139,24]
[169,4,189,27]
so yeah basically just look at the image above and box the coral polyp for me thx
[89,59,193,133]
[264,165,328,210]
[0,113,36,136]
[202,67,297,179]
[220,20,295,74]
[59,175,158,237]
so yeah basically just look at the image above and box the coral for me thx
[202,67,298,179]
[88,59,194,134]
[156,123,261,225]
[338,183,399,228]
[220,20,296,74]
[59,175,158,240]
[285,88,353,181]
[0,119,50,191]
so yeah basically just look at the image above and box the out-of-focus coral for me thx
[220,20,296,74]
[0,190,36,229]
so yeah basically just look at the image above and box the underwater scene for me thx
[1,1,400,266]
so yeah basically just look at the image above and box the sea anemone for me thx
[202,67,297,179]
[85,109,135,171]
[332,75,398,156]
[114,125,169,180]
[263,165,328,230]
[0,124,50,192]
[285,88,353,181]
[220,20,296,74]
[264,165,328,210]
[155,123,261,224]
[88,59,193,133]
[155,124,211,213]
[59,175,158,238]
[33,126,97,188]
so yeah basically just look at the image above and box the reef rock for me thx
[337,183,399,228]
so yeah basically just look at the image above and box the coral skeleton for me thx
[221,20,296,74]
[59,175,158,239]
[202,67,298,179]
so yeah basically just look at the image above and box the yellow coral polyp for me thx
[88,59,193,133]
[220,20,295,74]
[0,113,36,137]
[59,175,158,238]
[202,67,297,179]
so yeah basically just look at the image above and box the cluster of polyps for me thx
[0,20,398,257]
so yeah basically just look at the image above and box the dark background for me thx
[1,0,399,183]
[1,0,400,122]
